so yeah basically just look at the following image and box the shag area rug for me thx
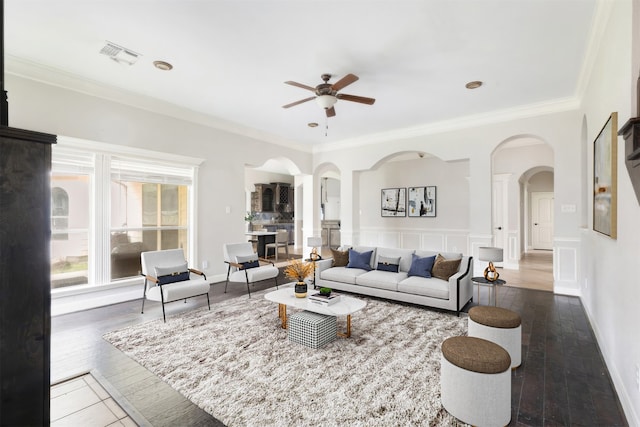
[104,289,468,426]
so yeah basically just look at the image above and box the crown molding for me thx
[5,55,313,154]
[313,96,581,154]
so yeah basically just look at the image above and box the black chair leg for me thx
[162,303,166,323]
[206,294,211,310]
[141,279,147,314]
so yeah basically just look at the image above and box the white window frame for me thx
[51,136,204,297]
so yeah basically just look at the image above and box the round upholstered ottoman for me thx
[468,305,522,369]
[441,336,511,427]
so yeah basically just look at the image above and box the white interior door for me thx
[492,175,509,266]
[531,192,554,250]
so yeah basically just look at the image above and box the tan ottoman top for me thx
[469,306,521,329]
[442,336,511,374]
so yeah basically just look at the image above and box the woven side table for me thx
[288,310,337,349]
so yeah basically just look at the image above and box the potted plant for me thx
[284,259,314,298]
[319,287,332,297]
[244,211,256,231]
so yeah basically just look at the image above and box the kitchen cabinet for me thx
[321,220,341,249]
[251,184,275,212]
[251,183,294,213]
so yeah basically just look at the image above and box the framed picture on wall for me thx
[408,186,437,217]
[593,112,617,239]
[381,188,406,217]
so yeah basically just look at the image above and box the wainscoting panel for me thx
[422,234,446,251]
[400,233,422,250]
[359,228,470,254]
[505,232,520,270]
[553,238,580,296]
[379,232,401,249]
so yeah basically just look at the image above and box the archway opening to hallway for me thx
[244,158,301,264]
[491,137,554,292]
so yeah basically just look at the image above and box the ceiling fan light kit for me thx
[316,94,337,109]
[283,73,375,118]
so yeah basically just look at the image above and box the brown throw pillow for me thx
[331,249,349,267]
[431,254,461,281]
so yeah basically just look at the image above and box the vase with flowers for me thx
[284,259,314,298]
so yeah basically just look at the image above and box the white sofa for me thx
[315,246,473,316]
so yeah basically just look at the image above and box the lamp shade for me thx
[478,247,503,262]
[307,237,322,247]
[316,95,337,109]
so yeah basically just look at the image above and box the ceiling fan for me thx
[282,73,375,117]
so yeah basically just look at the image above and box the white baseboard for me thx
[553,285,580,297]
[581,298,640,427]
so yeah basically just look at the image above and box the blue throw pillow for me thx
[346,249,373,271]
[407,254,436,278]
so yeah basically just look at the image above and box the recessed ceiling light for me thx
[308,122,318,128]
[465,81,483,89]
[153,61,173,71]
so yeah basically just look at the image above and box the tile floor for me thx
[51,373,137,427]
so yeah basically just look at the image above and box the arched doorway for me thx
[492,137,554,292]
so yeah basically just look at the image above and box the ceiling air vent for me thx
[99,41,141,66]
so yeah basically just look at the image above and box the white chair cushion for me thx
[355,270,407,291]
[146,276,210,303]
[398,276,449,299]
[229,265,279,283]
[320,266,369,285]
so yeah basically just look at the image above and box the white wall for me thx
[5,74,312,286]
[579,1,640,424]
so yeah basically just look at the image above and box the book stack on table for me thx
[308,292,341,306]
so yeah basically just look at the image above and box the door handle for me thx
[534,223,538,226]
[495,227,502,230]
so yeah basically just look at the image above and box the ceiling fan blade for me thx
[331,73,359,91]
[284,81,316,92]
[337,93,376,105]
[326,106,336,117]
[282,97,315,109]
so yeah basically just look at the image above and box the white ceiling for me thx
[5,0,598,149]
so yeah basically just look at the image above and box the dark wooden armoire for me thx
[0,126,57,425]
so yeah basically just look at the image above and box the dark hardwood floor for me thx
[51,274,628,426]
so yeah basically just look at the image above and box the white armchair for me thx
[223,243,279,297]
[140,249,211,322]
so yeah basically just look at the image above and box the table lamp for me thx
[307,237,323,261]
[478,247,503,282]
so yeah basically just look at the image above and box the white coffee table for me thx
[264,285,366,338]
